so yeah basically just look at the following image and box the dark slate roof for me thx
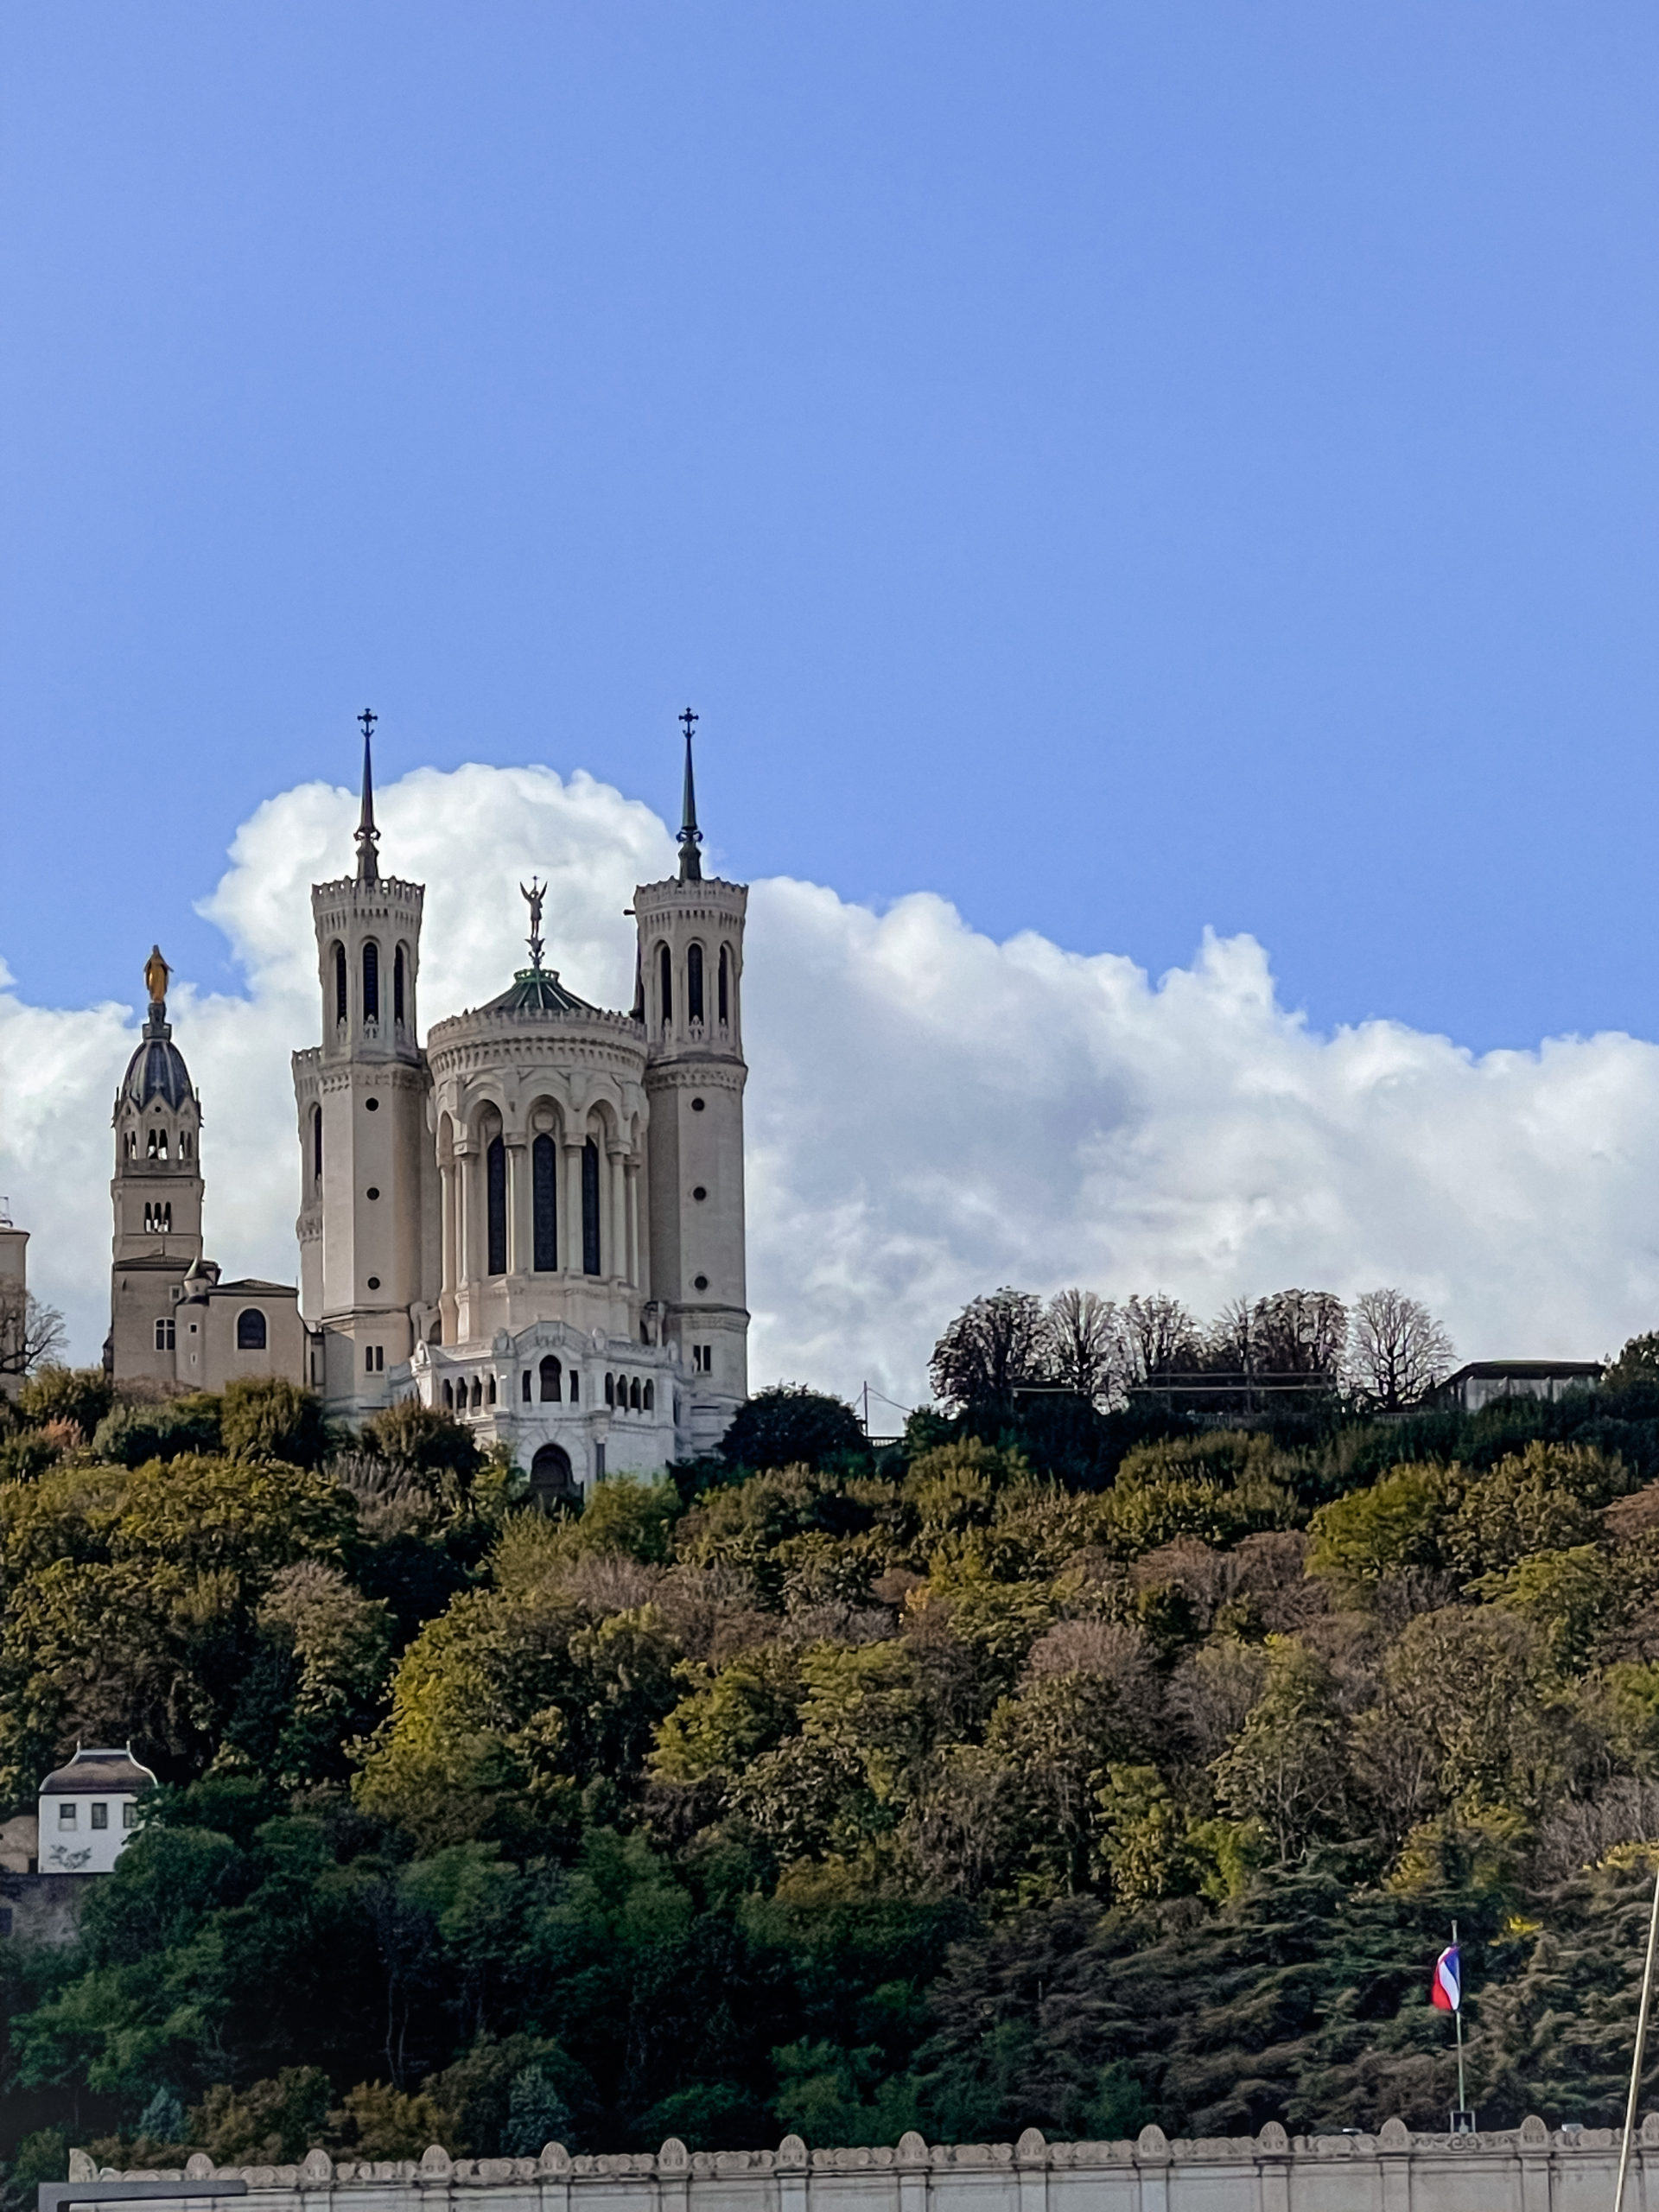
[40,1745,158,1796]
[481,967,599,1017]
[120,1018,194,1110]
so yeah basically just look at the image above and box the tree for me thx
[16,1363,112,1437]
[0,1292,67,1381]
[220,1377,329,1466]
[929,1290,1049,1413]
[1250,1289,1348,1377]
[1116,1293,1202,1384]
[1347,1287,1456,1409]
[1212,1637,1350,1863]
[721,1385,868,1471]
[1042,1289,1119,1402]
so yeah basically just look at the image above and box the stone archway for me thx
[529,1441,578,1510]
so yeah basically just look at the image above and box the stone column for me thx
[563,1139,585,1274]
[626,1156,643,1293]
[608,1145,629,1283]
[506,1138,531,1276]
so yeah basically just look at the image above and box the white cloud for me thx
[3,760,1657,1408]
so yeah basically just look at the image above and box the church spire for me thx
[677,707,703,883]
[354,709,380,882]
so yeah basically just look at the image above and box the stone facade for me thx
[0,1202,26,1402]
[71,2116,1659,2212]
[106,947,303,1391]
[292,723,749,1480]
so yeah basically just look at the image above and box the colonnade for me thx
[440,1126,644,1292]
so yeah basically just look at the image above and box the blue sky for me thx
[3,3,1659,1052]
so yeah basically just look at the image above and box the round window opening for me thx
[367,1275,381,1290]
[366,1186,380,1201]
[365,1097,379,1112]
[694,1274,709,1290]
[691,1097,706,1112]
[693,1185,708,1201]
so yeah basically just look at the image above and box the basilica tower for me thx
[292,717,436,1411]
[635,712,750,1449]
[107,948,205,1382]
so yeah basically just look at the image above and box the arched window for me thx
[688,943,704,1024]
[312,1105,322,1184]
[569,1368,580,1402]
[529,1441,576,1509]
[718,944,730,1024]
[393,944,406,1025]
[629,1376,641,1411]
[146,1128,159,1159]
[486,1136,507,1274]
[658,943,672,1025]
[644,1380,654,1411]
[582,1140,601,1274]
[236,1309,267,1351]
[470,1376,483,1409]
[521,1370,531,1402]
[532,1133,557,1270]
[334,943,348,1024]
[487,1373,497,1404]
[604,1372,615,1408]
[124,1130,136,1158]
[158,1128,168,1160]
[443,1380,454,1408]
[539,1354,561,1402]
[362,940,380,1024]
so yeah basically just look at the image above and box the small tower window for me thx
[237,1309,268,1351]
[532,1134,558,1271]
[539,1354,561,1401]
[312,1105,323,1184]
[658,943,672,1026]
[334,943,348,1024]
[124,1130,137,1159]
[146,1128,159,1159]
[718,944,730,1024]
[582,1140,601,1275]
[362,940,380,1024]
[394,944,407,1025]
[486,1136,507,1275]
[688,943,704,1025]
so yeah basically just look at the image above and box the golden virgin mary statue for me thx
[143,945,170,1006]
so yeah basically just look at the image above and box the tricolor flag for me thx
[1431,1943,1461,2013]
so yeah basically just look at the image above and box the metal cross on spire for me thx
[354,709,380,882]
[677,707,703,882]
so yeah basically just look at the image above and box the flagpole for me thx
[1452,1918,1466,2115]
[1613,1863,1659,2212]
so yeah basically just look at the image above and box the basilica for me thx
[105,721,750,1497]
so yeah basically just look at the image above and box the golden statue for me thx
[143,945,170,1006]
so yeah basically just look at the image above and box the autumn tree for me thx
[1043,1289,1119,1402]
[1346,1287,1456,1409]
[928,1289,1049,1413]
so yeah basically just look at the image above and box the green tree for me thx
[721,1387,868,1473]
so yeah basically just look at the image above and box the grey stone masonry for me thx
[68,2113,1659,2212]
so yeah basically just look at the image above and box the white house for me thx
[37,1745,156,1874]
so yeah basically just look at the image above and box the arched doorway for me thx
[529,1441,578,1510]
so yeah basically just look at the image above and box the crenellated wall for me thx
[68,2114,1659,2212]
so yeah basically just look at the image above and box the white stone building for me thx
[36,1745,156,1875]
[292,717,749,1494]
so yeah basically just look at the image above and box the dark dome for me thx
[482,967,598,1017]
[121,1023,194,1110]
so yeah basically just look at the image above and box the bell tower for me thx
[292,715,433,1413]
[108,948,206,1382]
[637,711,750,1451]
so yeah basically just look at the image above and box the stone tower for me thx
[107,948,206,1383]
[635,712,749,1450]
[292,717,435,1413]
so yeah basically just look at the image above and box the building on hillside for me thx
[1435,1359,1604,1414]
[104,949,304,1390]
[291,713,750,1496]
[35,1745,156,1875]
[0,1198,27,1402]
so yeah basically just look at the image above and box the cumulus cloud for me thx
[3,760,1657,1407]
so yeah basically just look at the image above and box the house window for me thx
[362,939,380,1023]
[693,1344,714,1374]
[582,1140,601,1274]
[91,1803,108,1830]
[58,1802,76,1827]
[122,1802,137,1829]
[532,1133,557,1270]
[364,1344,384,1373]
[486,1136,507,1275]
[688,942,704,1024]
[238,1308,268,1351]
[155,1317,175,1351]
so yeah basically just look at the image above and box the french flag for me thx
[1432,1944,1461,2012]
